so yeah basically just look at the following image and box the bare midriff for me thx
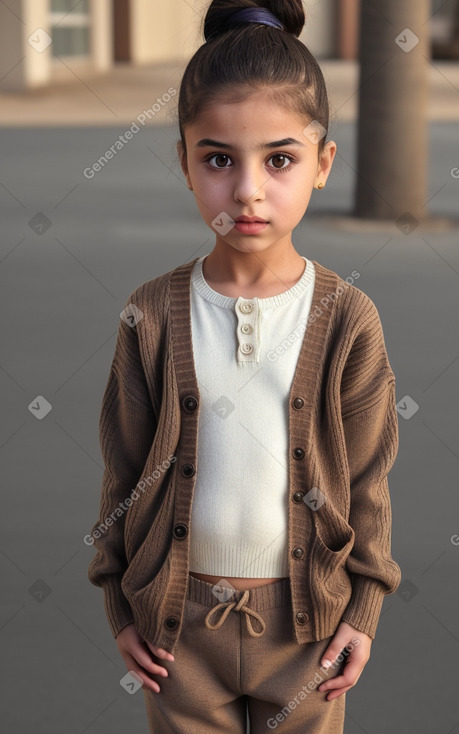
[189,571,288,590]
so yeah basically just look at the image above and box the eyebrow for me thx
[195,137,306,150]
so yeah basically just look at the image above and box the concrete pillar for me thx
[90,0,113,72]
[0,0,50,92]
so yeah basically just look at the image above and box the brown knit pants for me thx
[143,574,346,733]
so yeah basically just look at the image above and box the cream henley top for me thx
[188,254,315,578]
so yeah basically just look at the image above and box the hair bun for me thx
[204,1,305,42]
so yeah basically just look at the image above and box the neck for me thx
[204,241,305,290]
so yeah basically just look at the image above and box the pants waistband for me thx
[187,575,291,637]
[187,574,291,610]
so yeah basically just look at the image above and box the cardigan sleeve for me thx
[339,298,402,639]
[87,307,157,639]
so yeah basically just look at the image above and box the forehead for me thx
[185,95,309,147]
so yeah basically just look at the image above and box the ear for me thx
[315,140,337,189]
[177,140,193,191]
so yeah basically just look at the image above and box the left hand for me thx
[318,621,372,701]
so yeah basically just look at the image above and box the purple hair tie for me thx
[226,7,284,32]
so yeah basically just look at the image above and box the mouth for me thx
[233,219,269,234]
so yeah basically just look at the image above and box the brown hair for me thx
[174,0,332,164]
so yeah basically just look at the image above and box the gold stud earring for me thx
[317,182,325,189]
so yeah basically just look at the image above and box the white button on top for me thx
[235,296,260,363]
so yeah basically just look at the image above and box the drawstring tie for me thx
[204,589,266,637]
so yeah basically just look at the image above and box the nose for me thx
[233,162,267,205]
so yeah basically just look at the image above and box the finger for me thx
[319,659,362,692]
[325,686,352,701]
[319,672,347,691]
[320,636,351,669]
[131,643,170,679]
[145,641,175,661]
[123,653,162,694]
[321,648,343,670]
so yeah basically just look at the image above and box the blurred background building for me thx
[0,0,458,92]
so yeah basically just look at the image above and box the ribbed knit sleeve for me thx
[339,297,402,639]
[87,307,157,639]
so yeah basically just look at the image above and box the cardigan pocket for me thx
[311,502,355,600]
[122,552,173,643]
[312,506,354,555]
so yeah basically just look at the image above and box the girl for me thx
[88,2,402,732]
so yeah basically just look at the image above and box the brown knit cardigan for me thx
[87,256,402,654]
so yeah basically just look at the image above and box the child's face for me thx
[178,90,336,254]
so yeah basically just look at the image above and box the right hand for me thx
[115,623,175,693]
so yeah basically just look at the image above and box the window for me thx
[50,0,91,58]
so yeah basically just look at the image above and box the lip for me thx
[235,216,268,223]
[234,220,268,234]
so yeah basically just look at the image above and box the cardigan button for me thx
[164,616,179,630]
[239,301,253,313]
[182,395,198,412]
[181,463,195,477]
[293,397,304,409]
[173,523,188,539]
[293,447,305,460]
[292,547,304,559]
[292,491,304,503]
[296,612,309,625]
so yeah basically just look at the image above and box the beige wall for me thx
[129,0,203,65]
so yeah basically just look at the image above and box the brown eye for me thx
[271,154,288,169]
[213,154,230,168]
